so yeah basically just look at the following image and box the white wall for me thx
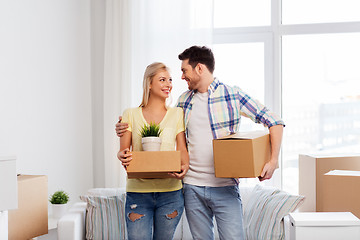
[0,0,93,205]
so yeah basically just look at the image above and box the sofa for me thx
[58,185,304,240]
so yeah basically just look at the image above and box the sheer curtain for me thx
[102,0,213,187]
[103,0,132,188]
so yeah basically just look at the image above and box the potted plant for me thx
[49,190,69,219]
[140,122,162,151]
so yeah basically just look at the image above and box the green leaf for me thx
[49,190,70,204]
[139,122,162,137]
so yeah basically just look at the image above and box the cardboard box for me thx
[8,175,48,240]
[289,212,360,240]
[127,151,181,178]
[322,170,360,218]
[213,131,271,178]
[299,154,360,212]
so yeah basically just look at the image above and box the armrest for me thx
[58,202,87,240]
[284,215,291,240]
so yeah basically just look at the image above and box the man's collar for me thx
[187,78,219,96]
[208,77,220,93]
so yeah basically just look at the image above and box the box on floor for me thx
[322,170,360,218]
[289,212,360,240]
[8,175,48,240]
[298,154,360,212]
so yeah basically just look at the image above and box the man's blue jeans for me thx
[184,184,245,240]
[125,189,184,240]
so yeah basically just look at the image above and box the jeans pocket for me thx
[225,185,241,199]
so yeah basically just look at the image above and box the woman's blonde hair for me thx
[139,62,170,107]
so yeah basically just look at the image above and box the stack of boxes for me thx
[287,155,360,239]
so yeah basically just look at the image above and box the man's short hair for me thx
[178,46,215,73]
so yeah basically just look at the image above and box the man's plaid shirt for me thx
[176,78,285,140]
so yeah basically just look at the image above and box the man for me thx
[116,46,285,239]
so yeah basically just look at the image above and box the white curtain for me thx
[102,0,214,187]
[103,0,132,188]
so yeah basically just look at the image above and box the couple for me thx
[116,46,285,240]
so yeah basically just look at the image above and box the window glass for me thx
[213,43,266,132]
[282,0,360,24]
[282,33,360,194]
[213,42,267,187]
[214,0,270,28]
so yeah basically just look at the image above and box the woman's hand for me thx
[170,131,189,180]
[117,148,132,169]
[169,163,189,179]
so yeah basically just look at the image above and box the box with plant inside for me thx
[140,122,163,151]
[49,190,69,219]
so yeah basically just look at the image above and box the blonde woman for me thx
[118,62,189,240]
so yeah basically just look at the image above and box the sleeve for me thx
[235,87,285,128]
[175,107,185,135]
[122,108,133,132]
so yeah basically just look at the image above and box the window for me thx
[214,0,270,28]
[282,0,360,24]
[282,33,360,193]
[213,41,270,187]
[213,42,266,132]
[213,43,264,102]
[213,1,360,192]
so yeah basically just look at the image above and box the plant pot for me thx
[52,203,68,219]
[142,137,161,151]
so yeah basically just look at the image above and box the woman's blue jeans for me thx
[125,189,184,240]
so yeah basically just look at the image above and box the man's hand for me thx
[169,164,189,180]
[115,116,129,137]
[117,148,132,169]
[258,160,277,181]
[259,124,283,181]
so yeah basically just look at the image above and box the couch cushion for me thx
[80,188,126,240]
[243,185,305,240]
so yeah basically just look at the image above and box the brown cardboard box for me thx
[8,175,48,240]
[213,131,271,178]
[322,170,360,218]
[127,151,181,178]
[299,154,360,212]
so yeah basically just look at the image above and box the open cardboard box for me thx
[299,154,360,212]
[322,170,360,218]
[8,175,48,240]
[127,151,181,178]
[213,131,271,178]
